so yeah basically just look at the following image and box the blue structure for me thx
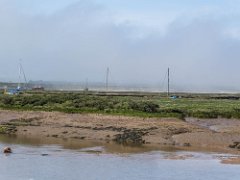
[4,88,21,95]
[170,95,178,99]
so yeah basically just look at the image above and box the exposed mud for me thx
[220,157,240,164]
[0,110,240,153]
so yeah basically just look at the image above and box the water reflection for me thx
[0,135,240,180]
[0,134,180,154]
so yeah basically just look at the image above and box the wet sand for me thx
[0,110,240,154]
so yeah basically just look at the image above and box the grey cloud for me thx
[0,1,240,92]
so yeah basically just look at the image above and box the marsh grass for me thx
[1,91,240,119]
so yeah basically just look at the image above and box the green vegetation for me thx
[0,126,8,134]
[1,91,240,119]
[0,125,17,134]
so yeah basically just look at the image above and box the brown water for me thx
[0,135,239,180]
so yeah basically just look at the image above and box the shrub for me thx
[1,96,15,105]
[129,101,159,113]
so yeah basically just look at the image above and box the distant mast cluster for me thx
[104,66,170,96]
[12,60,171,94]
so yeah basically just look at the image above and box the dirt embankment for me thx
[0,110,240,154]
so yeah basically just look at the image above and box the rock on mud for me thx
[229,142,240,149]
[113,129,148,145]
[3,147,12,154]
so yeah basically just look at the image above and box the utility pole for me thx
[106,67,109,91]
[167,67,170,97]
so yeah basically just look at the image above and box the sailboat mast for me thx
[85,78,89,90]
[167,67,170,97]
[20,63,28,89]
[106,67,109,91]
[18,61,22,89]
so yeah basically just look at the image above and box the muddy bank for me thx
[0,110,240,153]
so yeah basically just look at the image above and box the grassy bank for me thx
[0,91,240,119]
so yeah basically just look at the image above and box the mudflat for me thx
[0,110,240,154]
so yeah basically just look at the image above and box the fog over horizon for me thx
[1,0,240,92]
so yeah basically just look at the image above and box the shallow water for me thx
[0,135,239,180]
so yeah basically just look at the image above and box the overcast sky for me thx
[1,0,240,92]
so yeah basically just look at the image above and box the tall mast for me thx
[106,67,109,91]
[18,59,28,89]
[18,61,22,89]
[20,63,28,89]
[85,78,88,90]
[167,67,170,97]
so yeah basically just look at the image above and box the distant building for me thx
[32,86,45,91]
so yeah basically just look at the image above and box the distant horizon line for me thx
[0,80,240,94]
